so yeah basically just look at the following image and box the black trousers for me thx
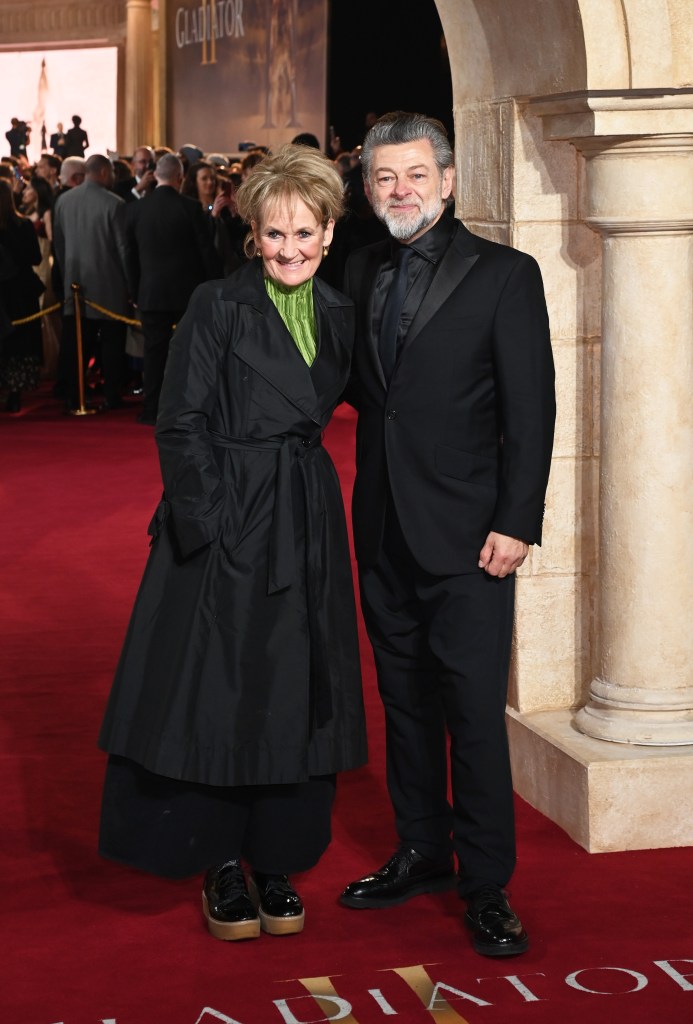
[99,754,335,879]
[60,316,126,406]
[358,502,516,894]
[139,310,182,420]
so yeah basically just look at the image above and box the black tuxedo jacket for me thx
[126,185,222,312]
[50,132,67,157]
[344,219,556,574]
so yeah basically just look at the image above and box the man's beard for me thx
[372,194,445,241]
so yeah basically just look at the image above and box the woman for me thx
[98,144,367,941]
[21,175,60,379]
[21,176,54,286]
[181,158,219,212]
[0,179,43,412]
[182,158,245,275]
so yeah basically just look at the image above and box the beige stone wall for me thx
[437,0,693,850]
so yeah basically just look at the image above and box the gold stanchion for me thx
[70,283,95,417]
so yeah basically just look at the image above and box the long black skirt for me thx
[99,754,335,879]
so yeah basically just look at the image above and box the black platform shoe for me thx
[202,860,260,941]
[249,872,305,935]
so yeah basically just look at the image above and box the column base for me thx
[575,701,693,745]
[507,707,693,852]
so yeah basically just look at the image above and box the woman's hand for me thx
[211,189,238,219]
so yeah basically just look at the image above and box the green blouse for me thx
[264,276,317,366]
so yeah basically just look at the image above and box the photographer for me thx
[5,118,30,160]
[115,146,157,203]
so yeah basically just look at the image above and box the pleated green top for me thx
[264,276,317,366]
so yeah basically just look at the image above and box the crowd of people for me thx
[0,116,385,415]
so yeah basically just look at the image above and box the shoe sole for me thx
[202,892,261,941]
[471,935,530,957]
[339,873,457,909]
[258,907,305,935]
[248,877,305,935]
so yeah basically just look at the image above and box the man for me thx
[340,112,555,957]
[35,153,62,193]
[126,152,222,424]
[5,118,30,159]
[53,153,133,410]
[57,156,86,194]
[50,123,68,159]
[64,115,89,157]
[115,146,157,203]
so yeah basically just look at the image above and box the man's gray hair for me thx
[360,111,454,180]
[156,153,184,182]
[60,156,86,185]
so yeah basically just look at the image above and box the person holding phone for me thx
[115,146,157,203]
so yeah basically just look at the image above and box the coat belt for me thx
[207,428,323,595]
[208,427,333,727]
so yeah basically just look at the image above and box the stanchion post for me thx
[70,283,95,417]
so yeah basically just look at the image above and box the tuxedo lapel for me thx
[359,243,390,389]
[405,222,479,349]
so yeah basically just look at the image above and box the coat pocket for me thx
[434,444,498,489]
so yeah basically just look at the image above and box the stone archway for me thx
[433,0,693,851]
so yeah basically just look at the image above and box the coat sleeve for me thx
[111,198,135,301]
[124,201,140,303]
[489,253,556,545]
[155,283,228,557]
[191,202,223,280]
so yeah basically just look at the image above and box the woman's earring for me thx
[323,246,329,258]
[255,250,262,258]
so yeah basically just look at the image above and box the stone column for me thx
[572,135,693,745]
[124,0,154,153]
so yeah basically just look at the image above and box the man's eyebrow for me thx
[375,163,429,175]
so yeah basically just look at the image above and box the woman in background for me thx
[181,158,219,213]
[0,179,43,412]
[182,158,245,274]
[21,175,59,378]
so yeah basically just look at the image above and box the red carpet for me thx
[1,386,692,1024]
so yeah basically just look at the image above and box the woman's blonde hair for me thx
[236,144,345,258]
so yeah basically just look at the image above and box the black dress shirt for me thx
[371,204,456,363]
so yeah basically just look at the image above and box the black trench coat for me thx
[98,260,367,787]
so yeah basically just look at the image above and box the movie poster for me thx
[166,0,328,155]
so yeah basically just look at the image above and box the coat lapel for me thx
[224,262,348,425]
[310,276,353,403]
[404,221,479,349]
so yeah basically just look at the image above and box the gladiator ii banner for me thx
[166,0,328,154]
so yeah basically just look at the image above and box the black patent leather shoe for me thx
[249,872,305,935]
[340,847,456,908]
[202,860,260,941]
[463,884,529,956]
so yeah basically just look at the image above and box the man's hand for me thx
[478,532,528,578]
[135,170,156,195]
